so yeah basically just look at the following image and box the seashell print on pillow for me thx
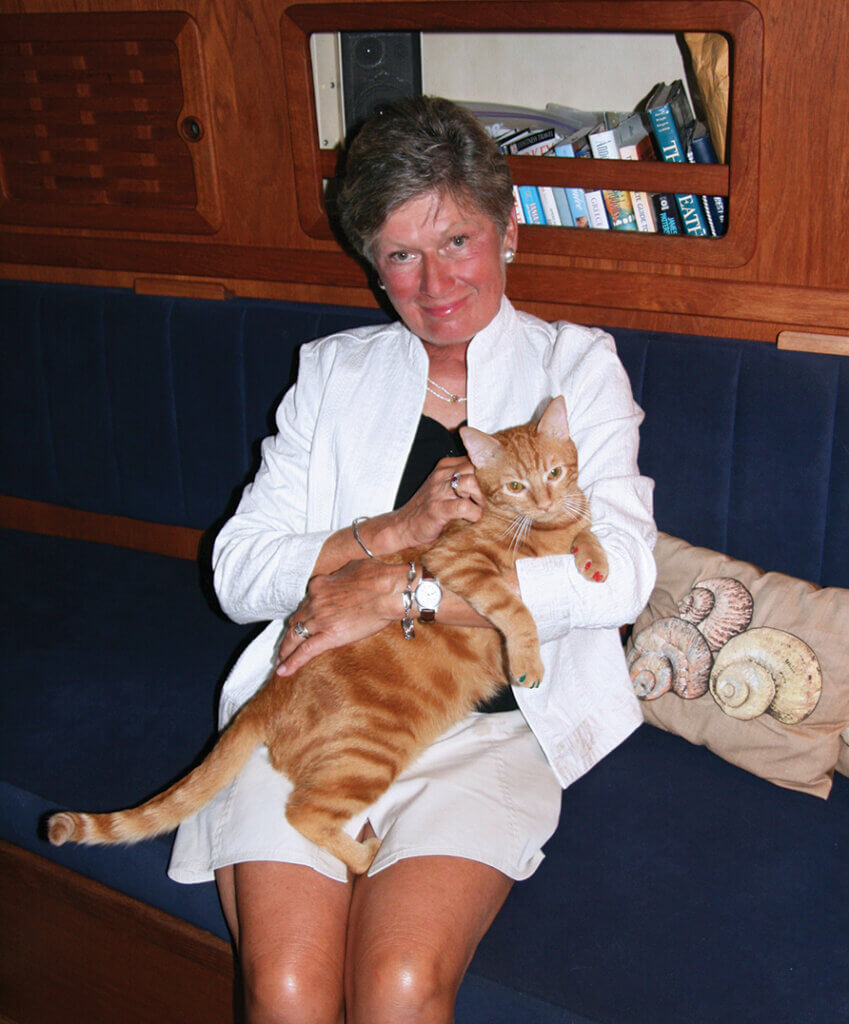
[627,533,849,798]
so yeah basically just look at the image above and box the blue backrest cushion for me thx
[0,280,389,528]
[3,281,848,588]
[614,328,849,588]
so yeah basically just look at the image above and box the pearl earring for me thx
[504,248,515,264]
[377,279,386,290]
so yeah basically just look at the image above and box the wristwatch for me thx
[414,569,443,622]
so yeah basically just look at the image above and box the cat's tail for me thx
[47,706,264,847]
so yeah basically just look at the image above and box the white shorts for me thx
[168,709,562,884]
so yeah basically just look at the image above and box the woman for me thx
[170,96,656,1023]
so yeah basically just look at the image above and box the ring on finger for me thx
[293,620,311,640]
[450,471,461,493]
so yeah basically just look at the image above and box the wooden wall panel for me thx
[0,0,847,344]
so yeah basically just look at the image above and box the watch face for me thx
[415,578,442,610]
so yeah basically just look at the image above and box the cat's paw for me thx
[349,836,381,875]
[572,533,609,583]
[506,642,545,689]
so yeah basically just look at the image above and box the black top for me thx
[394,415,519,715]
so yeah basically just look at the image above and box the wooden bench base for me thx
[0,841,238,1024]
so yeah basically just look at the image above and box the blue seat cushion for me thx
[471,724,849,1024]
[0,529,254,937]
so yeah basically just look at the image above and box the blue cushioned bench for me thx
[1,279,847,1024]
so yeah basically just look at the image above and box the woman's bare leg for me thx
[216,862,352,1024]
[345,853,513,1024]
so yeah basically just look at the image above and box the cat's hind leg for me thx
[285,784,381,875]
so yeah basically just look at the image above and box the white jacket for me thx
[212,297,656,787]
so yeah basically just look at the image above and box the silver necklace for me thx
[426,377,467,404]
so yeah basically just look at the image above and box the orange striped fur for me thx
[47,397,607,874]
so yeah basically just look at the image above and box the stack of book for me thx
[471,80,726,237]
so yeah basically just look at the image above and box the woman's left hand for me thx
[275,557,409,677]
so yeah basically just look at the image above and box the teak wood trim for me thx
[281,0,763,269]
[777,331,849,357]
[0,840,236,1024]
[0,496,203,560]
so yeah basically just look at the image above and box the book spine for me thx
[688,131,727,236]
[603,190,638,231]
[652,193,683,235]
[564,187,589,228]
[517,185,546,225]
[505,127,557,154]
[551,143,590,227]
[584,189,610,229]
[647,104,709,237]
[512,186,526,225]
[537,186,562,226]
[552,190,574,227]
[618,140,657,233]
[630,191,657,233]
[589,127,637,232]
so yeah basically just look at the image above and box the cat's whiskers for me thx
[503,513,534,564]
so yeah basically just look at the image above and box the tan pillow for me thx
[628,532,849,798]
[838,728,849,778]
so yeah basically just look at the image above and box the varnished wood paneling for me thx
[0,841,236,1024]
[0,0,847,340]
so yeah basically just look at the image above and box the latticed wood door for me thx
[0,11,220,234]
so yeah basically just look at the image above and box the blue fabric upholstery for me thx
[0,280,389,527]
[2,281,848,1024]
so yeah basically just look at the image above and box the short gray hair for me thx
[337,96,514,263]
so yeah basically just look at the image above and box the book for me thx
[644,81,710,237]
[652,192,684,235]
[466,102,595,145]
[551,187,575,227]
[615,113,657,233]
[584,187,611,229]
[549,127,595,229]
[589,114,638,232]
[537,186,562,226]
[517,185,546,225]
[512,186,526,225]
[686,120,727,236]
[502,127,561,155]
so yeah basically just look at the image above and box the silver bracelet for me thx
[401,561,416,639]
[352,516,374,558]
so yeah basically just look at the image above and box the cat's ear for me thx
[459,426,502,468]
[536,396,570,441]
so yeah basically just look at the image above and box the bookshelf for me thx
[282,1,761,269]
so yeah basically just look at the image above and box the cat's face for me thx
[461,397,586,527]
[481,434,581,525]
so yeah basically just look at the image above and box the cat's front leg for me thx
[571,528,609,582]
[423,549,545,688]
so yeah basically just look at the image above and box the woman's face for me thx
[371,190,518,348]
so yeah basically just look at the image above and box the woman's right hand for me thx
[388,455,483,549]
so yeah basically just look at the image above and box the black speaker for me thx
[340,31,422,139]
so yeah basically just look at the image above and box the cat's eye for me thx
[507,481,524,492]
[548,466,562,479]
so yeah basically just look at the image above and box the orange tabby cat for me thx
[48,396,607,874]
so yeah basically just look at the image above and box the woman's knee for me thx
[241,949,344,1024]
[349,942,458,1023]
